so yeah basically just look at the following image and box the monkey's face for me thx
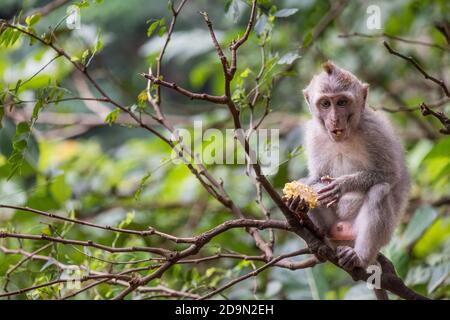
[303,61,369,142]
[315,93,356,142]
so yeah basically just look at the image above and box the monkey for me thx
[286,61,410,271]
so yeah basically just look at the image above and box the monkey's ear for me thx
[302,89,310,105]
[362,83,369,105]
[322,60,336,75]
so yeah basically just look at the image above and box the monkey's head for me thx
[303,61,369,142]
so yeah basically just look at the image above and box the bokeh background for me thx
[0,0,449,299]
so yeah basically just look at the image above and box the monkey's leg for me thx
[308,207,336,236]
[337,183,393,270]
[307,206,337,261]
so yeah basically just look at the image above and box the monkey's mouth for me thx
[331,129,345,138]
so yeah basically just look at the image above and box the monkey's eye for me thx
[320,100,331,108]
[337,99,348,107]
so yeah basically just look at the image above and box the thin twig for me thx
[142,73,229,104]
[0,231,172,255]
[383,41,450,97]
[199,250,314,300]
[339,32,450,52]
[2,243,52,294]
[155,0,188,104]
[420,102,450,134]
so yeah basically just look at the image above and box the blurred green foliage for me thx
[0,0,449,299]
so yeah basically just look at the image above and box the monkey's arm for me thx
[338,170,387,193]
[317,170,387,206]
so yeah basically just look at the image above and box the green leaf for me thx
[104,108,120,126]
[405,265,431,286]
[137,90,148,105]
[307,265,329,300]
[158,26,167,38]
[81,49,90,64]
[147,21,159,38]
[118,211,135,228]
[40,258,56,272]
[224,0,233,12]
[239,68,251,78]
[54,90,65,106]
[226,0,241,23]
[421,137,450,182]
[9,30,21,47]
[414,218,450,258]
[0,28,13,47]
[95,37,103,52]
[14,79,22,93]
[76,0,90,8]
[7,122,31,180]
[16,122,30,135]
[423,137,450,161]
[25,13,41,27]
[205,267,217,278]
[302,31,313,48]
[402,206,438,248]
[134,172,152,200]
[427,263,450,294]
[278,52,301,65]
[273,8,299,18]
[254,14,268,35]
[13,139,27,151]
[32,100,44,121]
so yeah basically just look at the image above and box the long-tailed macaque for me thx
[287,61,410,271]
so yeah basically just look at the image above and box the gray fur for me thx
[301,63,410,269]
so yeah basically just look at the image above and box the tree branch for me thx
[420,102,450,134]
[142,73,229,104]
[383,41,450,97]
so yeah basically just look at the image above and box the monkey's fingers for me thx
[317,192,339,204]
[294,198,308,213]
[337,246,353,264]
[317,182,337,195]
[337,246,360,270]
[320,175,334,184]
[326,197,338,208]
[317,186,340,201]
[288,196,301,212]
[284,196,294,207]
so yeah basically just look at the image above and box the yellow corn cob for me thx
[283,181,318,209]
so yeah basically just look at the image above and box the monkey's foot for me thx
[314,245,329,263]
[336,246,362,271]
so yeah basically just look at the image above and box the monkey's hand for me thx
[317,176,345,207]
[282,195,308,223]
